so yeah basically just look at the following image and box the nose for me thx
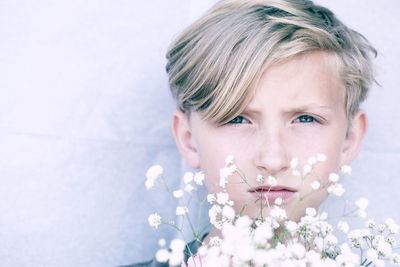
[253,130,290,176]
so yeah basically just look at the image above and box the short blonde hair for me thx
[166,0,376,125]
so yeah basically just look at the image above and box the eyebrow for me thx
[244,104,333,114]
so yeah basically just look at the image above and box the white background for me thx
[0,0,399,266]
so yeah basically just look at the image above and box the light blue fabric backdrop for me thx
[0,1,399,266]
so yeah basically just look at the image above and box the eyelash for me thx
[227,114,321,125]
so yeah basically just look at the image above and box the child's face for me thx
[172,51,367,221]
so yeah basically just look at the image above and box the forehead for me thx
[246,51,346,112]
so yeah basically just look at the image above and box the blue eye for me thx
[229,116,249,124]
[295,114,318,123]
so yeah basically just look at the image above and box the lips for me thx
[248,186,297,203]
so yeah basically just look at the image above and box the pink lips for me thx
[248,186,296,203]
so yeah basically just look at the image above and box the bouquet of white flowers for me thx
[145,155,400,267]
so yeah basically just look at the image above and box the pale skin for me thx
[171,51,367,242]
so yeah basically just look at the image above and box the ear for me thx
[340,110,368,166]
[171,110,200,169]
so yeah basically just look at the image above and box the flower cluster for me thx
[145,156,400,267]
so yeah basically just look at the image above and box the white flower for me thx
[341,165,352,175]
[392,253,400,264]
[235,216,252,229]
[386,218,399,234]
[377,239,392,257]
[328,173,340,183]
[338,221,349,233]
[219,165,237,187]
[184,183,195,193]
[270,206,287,220]
[158,238,166,247]
[256,174,264,183]
[306,207,317,217]
[303,164,312,176]
[172,190,184,198]
[145,178,155,189]
[148,213,162,228]
[176,206,189,216]
[169,251,184,266]
[207,193,216,204]
[290,243,306,259]
[311,181,321,190]
[355,197,368,210]
[285,220,298,233]
[193,171,205,185]
[378,224,386,232]
[170,238,186,252]
[217,192,229,205]
[317,153,327,162]
[209,236,222,247]
[367,248,378,261]
[146,165,163,180]
[290,157,299,168]
[183,172,193,184]
[155,248,169,263]
[327,183,345,196]
[308,157,317,166]
[366,219,375,228]
[222,205,235,220]
[268,176,277,186]
[225,155,234,165]
[274,197,283,205]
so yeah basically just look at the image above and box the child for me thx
[128,0,375,266]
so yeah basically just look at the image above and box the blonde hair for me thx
[166,0,376,125]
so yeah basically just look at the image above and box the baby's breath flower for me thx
[316,153,327,162]
[267,176,277,186]
[366,219,376,228]
[274,197,283,205]
[146,165,163,180]
[175,206,189,216]
[378,224,386,232]
[303,164,312,176]
[386,218,400,234]
[222,205,235,220]
[387,236,396,246]
[155,248,169,263]
[328,173,340,183]
[183,172,194,184]
[367,248,378,261]
[216,192,229,205]
[311,181,321,190]
[338,221,349,233]
[193,171,205,185]
[219,165,237,187]
[172,189,183,198]
[158,238,166,247]
[207,193,216,204]
[184,183,195,193]
[305,207,317,217]
[392,253,400,264]
[290,157,299,168]
[285,220,298,233]
[170,238,186,252]
[209,236,222,247]
[377,239,392,257]
[308,157,317,166]
[341,165,352,175]
[355,197,369,210]
[145,179,155,190]
[327,183,345,196]
[169,251,184,266]
[256,174,264,183]
[148,213,162,229]
[225,155,234,165]
[270,206,287,220]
